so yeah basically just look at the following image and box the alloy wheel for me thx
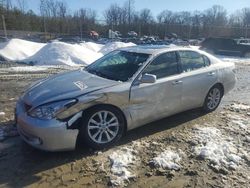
[87,110,119,144]
[206,88,221,110]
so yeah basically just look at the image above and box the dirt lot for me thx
[0,62,249,188]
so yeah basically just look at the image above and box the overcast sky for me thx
[24,0,250,18]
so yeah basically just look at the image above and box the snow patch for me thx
[230,119,248,129]
[150,149,182,170]
[0,38,45,61]
[109,147,137,186]
[192,126,242,170]
[0,112,5,116]
[225,113,249,134]
[4,66,49,72]
[230,103,250,111]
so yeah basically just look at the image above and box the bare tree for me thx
[16,0,26,13]
[242,8,250,26]
[104,4,121,27]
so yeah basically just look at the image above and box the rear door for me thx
[177,50,218,110]
[129,51,182,127]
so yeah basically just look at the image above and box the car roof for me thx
[120,45,195,55]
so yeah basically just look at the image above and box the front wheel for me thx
[203,85,223,113]
[79,106,125,149]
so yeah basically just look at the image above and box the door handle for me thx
[208,72,215,76]
[172,80,183,85]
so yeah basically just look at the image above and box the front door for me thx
[129,51,182,128]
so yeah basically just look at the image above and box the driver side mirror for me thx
[140,73,157,84]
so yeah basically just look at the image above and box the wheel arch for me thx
[81,103,128,133]
[212,82,224,96]
[202,82,224,113]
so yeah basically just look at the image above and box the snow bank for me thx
[109,147,137,186]
[0,39,136,66]
[0,39,45,61]
[26,42,103,66]
[150,149,182,170]
[99,42,136,55]
[192,126,242,170]
[27,41,135,66]
[80,42,104,52]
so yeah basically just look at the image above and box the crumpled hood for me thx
[22,69,119,107]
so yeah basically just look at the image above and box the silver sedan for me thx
[16,46,236,151]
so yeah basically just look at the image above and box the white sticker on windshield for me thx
[74,81,88,90]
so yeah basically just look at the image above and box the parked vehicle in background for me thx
[172,39,189,46]
[200,37,250,57]
[236,38,250,45]
[127,31,138,37]
[55,36,81,44]
[16,46,236,151]
[188,39,202,46]
[90,31,99,40]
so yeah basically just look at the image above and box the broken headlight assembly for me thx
[28,99,77,120]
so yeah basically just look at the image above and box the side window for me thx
[202,55,210,67]
[179,51,208,72]
[143,52,179,79]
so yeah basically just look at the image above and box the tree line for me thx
[1,0,250,39]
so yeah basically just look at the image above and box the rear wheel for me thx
[79,106,125,149]
[203,85,223,112]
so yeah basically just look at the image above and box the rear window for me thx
[179,51,210,72]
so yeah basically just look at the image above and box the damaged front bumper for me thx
[16,100,79,151]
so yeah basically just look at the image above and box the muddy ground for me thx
[0,62,249,188]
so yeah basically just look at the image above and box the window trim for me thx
[177,50,210,73]
[140,51,182,80]
[202,55,211,67]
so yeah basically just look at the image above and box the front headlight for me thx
[28,99,77,120]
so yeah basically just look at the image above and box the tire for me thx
[203,84,223,113]
[79,105,125,150]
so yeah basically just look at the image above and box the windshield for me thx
[86,50,150,82]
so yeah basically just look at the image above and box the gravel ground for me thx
[0,62,249,188]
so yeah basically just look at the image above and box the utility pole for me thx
[188,24,192,39]
[80,18,83,40]
[128,0,131,26]
[245,25,248,38]
[43,16,47,42]
[2,15,7,38]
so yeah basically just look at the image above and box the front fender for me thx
[56,94,106,120]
